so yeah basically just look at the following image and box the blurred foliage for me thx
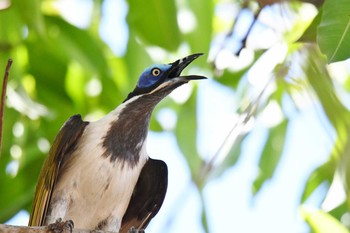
[0,0,350,232]
[302,208,350,233]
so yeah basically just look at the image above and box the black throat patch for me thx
[101,86,180,168]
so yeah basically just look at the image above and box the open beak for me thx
[123,53,207,102]
[167,53,207,81]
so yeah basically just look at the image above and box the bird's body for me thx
[45,107,148,231]
[29,54,205,232]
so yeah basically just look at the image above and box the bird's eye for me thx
[151,68,161,76]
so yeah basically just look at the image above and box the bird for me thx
[28,53,206,233]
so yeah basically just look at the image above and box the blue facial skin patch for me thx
[137,64,172,88]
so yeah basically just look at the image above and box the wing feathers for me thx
[120,158,168,232]
[29,115,88,226]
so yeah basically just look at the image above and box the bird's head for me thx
[104,53,206,167]
[123,53,206,102]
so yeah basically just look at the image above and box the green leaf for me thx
[149,117,163,132]
[0,157,42,221]
[186,0,213,54]
[302,208,350,233]
[328,201,348,221]
[0,5,23,51]
[126,0,181,51]
[317,0,350,63]
[0,109,19,185]
[124,34,152,91]
[45,16,110,78]
[305,47,350,137]
[300,160,335,203]
[303,47,350,202]
[298,9,322,43]
[26,39,73,112]
[338,133,350,195]
[175,87,203,181]
[12,0,45,37]
[209,135,245,180]
[252,120,288,196]
[199,190,209,233]
[215,68,246,89]
[0,138,43,221]
[108,57,129,98]
[64,62,88,111]
[214,50,264,89]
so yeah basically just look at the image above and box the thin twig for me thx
[235,7,263,56]
[199,77,273,181]
[0,59,13,160]
[210,1,250,72]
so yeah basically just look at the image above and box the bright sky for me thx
[6,1,342,233]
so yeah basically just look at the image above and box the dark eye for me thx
[151,68,161,76]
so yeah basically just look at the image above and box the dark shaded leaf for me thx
[299,0,324,8]
[298,9,322,43]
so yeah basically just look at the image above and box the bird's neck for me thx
[101,93,163,168]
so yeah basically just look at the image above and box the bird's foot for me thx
[128,226,145,233]
[48,218,74,233]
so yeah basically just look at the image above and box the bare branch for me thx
[0,224,116,233]
[0,59,13,160]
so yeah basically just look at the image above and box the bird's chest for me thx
[49,123,148,230]
[70,154,144,214]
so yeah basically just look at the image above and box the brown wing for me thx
[120,158,168,233]
[28,115,89,226]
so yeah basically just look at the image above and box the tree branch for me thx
[0,224,115,233]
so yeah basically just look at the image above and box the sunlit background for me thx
[1,0,350,232]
